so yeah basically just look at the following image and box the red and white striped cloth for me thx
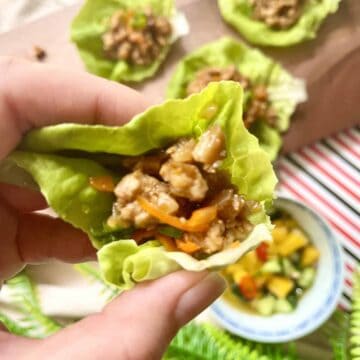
[277,126,360,310]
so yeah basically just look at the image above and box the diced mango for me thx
[272,226,288,244]
[277,229,309,256]
[240,251,263,273]
[224,263,244,276]
[254,275,269,289]
[267,276,294,299]
[301,245,320,267]
[284,219,299,230]
[233,269,248,283]
[267,240,278,256]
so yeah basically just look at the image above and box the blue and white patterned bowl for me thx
[210,196,345,343]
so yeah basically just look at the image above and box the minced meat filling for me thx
[106,125,261,256]
[186,66,278,130]
[250,0,304,30]
[102,8,172,65]
[186,66,250,95]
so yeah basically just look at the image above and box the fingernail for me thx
[175,272,226,326]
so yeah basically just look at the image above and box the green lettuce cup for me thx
[4,82,277,289]
[167,37,306,160]
[71,0,189,82]
[218,0,341,47]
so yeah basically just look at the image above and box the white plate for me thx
[210,196,345,343]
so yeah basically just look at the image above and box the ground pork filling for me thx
[250,0,304,30]
[104,125,262,257]
[102,8,172,66]
[186,66,278,129]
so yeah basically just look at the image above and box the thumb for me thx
[30,271,225,360]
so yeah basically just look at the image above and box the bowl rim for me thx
[210,195,345,343]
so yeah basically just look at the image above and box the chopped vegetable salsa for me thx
[223,209,320,315]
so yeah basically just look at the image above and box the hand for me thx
[0,58,225,360]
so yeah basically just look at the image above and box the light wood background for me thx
[0,1,357,357]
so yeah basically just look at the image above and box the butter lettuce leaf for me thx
[20,81,277,203]
[166,37,306,159]
[250,122,282,162]
[8,152,115,249]
[71,0,174,82]
[218,0,341,47]
[98,224,271,288]
[7,82,277,288]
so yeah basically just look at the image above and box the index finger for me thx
[0,57,150,159]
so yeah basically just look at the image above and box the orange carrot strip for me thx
[137,196,216,233]
[175,239,201,254]
[187,206,217,229]
[157,234,177,251]
[89,176,115,192]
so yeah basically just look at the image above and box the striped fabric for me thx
[277,126,360,310]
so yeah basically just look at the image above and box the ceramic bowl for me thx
[210,196,344,343]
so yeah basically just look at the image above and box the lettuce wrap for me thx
[71,0,188,82]
[167,37,306,160]
[217,0,341,47]
[4,82,277,289]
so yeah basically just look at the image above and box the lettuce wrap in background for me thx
[71,0,188,82]
[167,37,307,160]
[4,82,277,289]
[217,0,341,47]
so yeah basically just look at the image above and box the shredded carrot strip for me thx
[89,176,115,192]
[157,234,177,251]
[228,241,240,248]
[137,196,217,233]
[175,239,201,254]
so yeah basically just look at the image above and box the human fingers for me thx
[0,56,150,159]
[0,183,47,212]
[0,208,95,283]
[14,271,225,360]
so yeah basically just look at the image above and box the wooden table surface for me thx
[0,0,359,153]
[0,1,357,358]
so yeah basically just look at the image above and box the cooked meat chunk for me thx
[166,139,196,163]
[185,220,226,254]
[202,220,226,253]
[186,67,278,130]
[251,0,303,29]
[160,160,208,201]
[109,170,178,228]
[32,45,47,61]
[225,220,254,245]
[210,189,245,220]
[120,154,167,176]
[102,9,172,65]
[244,85,278,129]
[186,65,250,96]
[103,126,262,257]
[192,125,225,165]
[114,171,142,202]
[116,201,156,228]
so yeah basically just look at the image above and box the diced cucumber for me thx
[289,252,300,265]
[298,267,316,289]
[231,283,243,299]
[287,293,298,308]
[275,299,293,314]
[282,258,300,280]
[261,259,282,274]
[252,295,276,316]
[287,287,303,308]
